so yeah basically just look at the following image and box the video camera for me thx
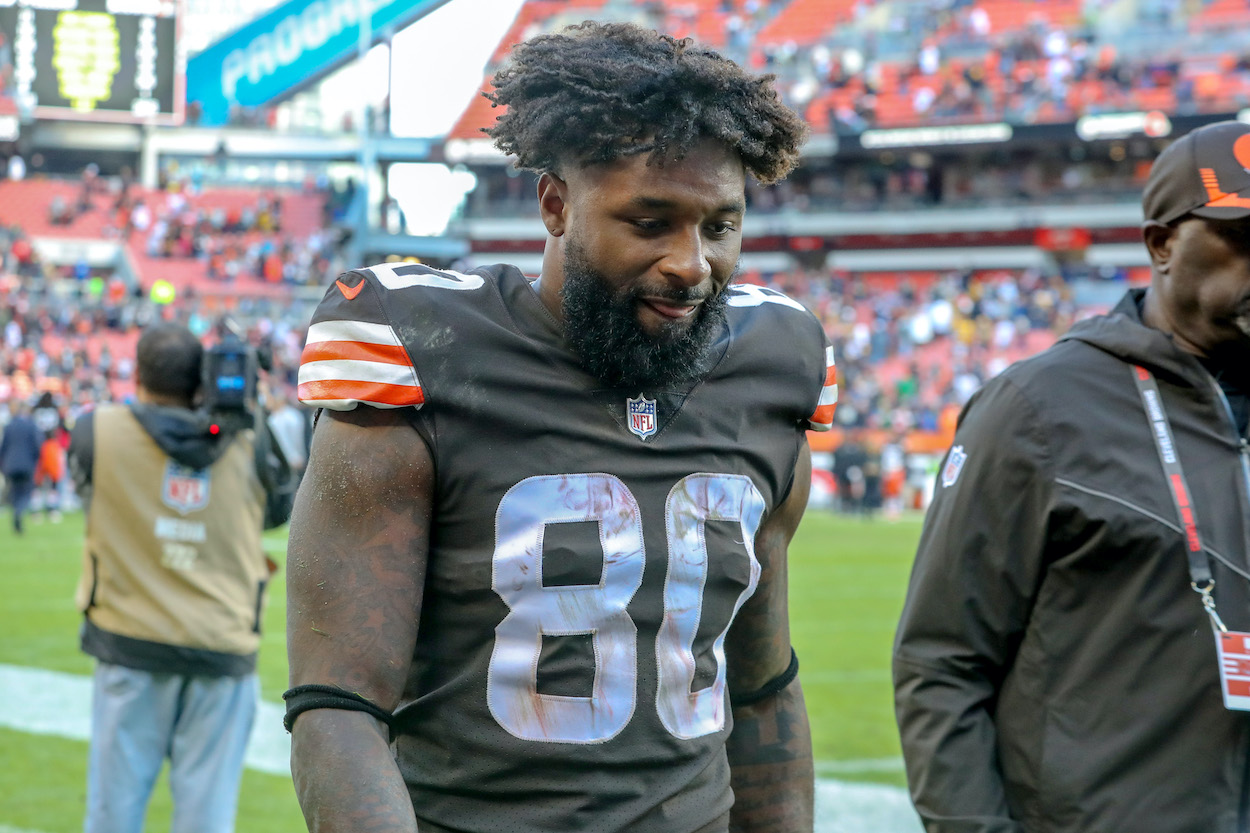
[200,325,260,435]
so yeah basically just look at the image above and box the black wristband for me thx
[282,684,395,733]
[729,647,800,708]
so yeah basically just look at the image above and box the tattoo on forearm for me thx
[727,684,815,833]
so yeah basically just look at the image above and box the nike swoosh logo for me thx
[336,279,364,301]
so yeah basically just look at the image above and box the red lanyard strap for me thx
[1130,366,1225,630]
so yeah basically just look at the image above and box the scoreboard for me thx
[0,0,182,124]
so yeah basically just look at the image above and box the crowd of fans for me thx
[37,162,348,291]
[767,265,1081,432]
[642,0,1250,131]
[138,180,345,290]
[466,144,1150,218]
[1,205,1113,516]
[0,258,310,514]
[0,236,313,418]
[5,0,1194,517]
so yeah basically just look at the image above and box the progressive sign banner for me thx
[186,0,451,125]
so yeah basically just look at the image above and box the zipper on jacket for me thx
[1206,377,1250,530]
[1206,376,1250,833]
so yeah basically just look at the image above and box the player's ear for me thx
[1142,219,1177,274]
[537,172,568,237]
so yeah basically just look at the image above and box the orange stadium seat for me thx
[0,179,325,298]
[754,0,853,46]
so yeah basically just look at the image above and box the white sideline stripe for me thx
[0,665,923,833]
[0,664,290,776]
[815,780,923,833]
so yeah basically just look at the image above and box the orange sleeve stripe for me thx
[824,365,837,386]
[301,339,413,367]
[810,403,836,425]
[298,379,425,407]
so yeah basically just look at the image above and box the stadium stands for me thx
[445,0,1250,139]
[0,176,333,299]
[0,0,1243,514]
[755,0,853,47]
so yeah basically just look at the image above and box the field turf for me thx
[0,508,922,831]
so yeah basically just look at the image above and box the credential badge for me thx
[162,461,211,514]
[627,393,657,440]
[941,445,967,488]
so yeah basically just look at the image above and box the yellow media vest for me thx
[75,404,269,672]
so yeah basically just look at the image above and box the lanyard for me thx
[1130,364,1228,632]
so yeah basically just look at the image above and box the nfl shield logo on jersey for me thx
[627,394,657,440]
[162,462,211,514]
[941,445,967,488]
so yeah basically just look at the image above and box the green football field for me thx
[0,508,923,832]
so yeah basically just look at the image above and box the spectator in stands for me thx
[0,398,37,533]
[49,195,72,226]
[0,31,13,96]
[70,322,292,833]
[895,120,1250,832]
[77,163,99,215]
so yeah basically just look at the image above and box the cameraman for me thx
[68,322,292,833]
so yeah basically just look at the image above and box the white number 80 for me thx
[487,472,765,744]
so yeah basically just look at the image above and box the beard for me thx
[560,239,729,391]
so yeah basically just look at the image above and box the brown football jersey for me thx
[298,262,835,833]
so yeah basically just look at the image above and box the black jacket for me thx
[894,289,1250,833]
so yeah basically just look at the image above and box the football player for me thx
[285,22,835,833]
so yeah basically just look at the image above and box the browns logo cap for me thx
[1142,120,1250,224]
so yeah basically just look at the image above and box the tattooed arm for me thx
[725,440,815,833]
[286,407,434,833]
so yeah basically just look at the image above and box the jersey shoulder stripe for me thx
[298,296,424,411]
[808,345,838,431]
[723,283,837,431]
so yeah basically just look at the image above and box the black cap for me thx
[1142,120,1250,224]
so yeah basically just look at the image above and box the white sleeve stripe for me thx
[306,319,401,347]
[298,359,421,388]
[825,345,835,366]
[819,385,839,407]
[305,398,411,411]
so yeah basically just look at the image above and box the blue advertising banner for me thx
[187,0,452,125]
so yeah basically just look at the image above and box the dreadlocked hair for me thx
[484,21,807,184]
